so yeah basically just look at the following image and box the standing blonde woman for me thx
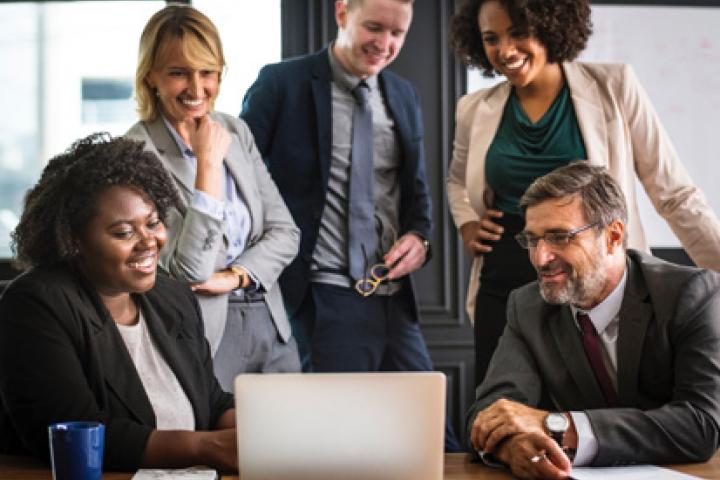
[448,0,720,386]
[127,5,301,390]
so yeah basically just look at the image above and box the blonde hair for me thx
[345,0,414,10]
[135,4,226,122]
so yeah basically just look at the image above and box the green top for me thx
[485,83,587,214]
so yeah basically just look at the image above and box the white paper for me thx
[132,467,218,480]
[571,465,701,480]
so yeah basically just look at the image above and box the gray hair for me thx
[520,162,628,242]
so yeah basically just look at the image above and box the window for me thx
[0,1,281,262]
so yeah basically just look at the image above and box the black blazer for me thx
[0,265,233,471]
[241,47,432,315]
[467,250,720,465]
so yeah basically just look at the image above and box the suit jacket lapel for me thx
[311,50,332,189]
[550,305,608,408]
[466,82,509,208]
[563,62,609,167]
[145,117,196,197]
[616,258,652,406]
[136,295,204,425]
[86,291,156,427]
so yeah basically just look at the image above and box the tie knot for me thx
[577,312,596,336]
[352,81,370,106]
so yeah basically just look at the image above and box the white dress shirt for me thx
[569,267,628,465]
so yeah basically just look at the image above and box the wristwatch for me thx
[230,266,249,290]
[544,412,569,446]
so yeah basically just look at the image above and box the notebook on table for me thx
[234,372,446,480]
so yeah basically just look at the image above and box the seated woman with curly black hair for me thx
[0,133,238,472]
[448,0,720,387]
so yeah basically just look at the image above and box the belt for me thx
[309,270,403,296]
[229,290,265,303]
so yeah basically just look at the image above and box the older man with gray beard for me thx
[465,162,720,480]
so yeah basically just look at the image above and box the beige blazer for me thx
[127,112,300,352]
[448,62,720,319]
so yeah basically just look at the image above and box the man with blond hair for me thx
[241,0,433,376]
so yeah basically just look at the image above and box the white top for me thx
[117,309,196,431]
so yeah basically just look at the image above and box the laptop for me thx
[234,372,446,480]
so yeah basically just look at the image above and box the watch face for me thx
[546,413,569,432]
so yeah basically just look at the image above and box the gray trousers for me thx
[213,297,301,393]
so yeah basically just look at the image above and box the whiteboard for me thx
[581,5,720,247]
[467,5,720,248]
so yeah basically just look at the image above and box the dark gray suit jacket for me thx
[467,249,720,465]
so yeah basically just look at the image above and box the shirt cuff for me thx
[191,189,225,221]
[570,411,598,466]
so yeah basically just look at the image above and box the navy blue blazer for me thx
[241,47,432,314]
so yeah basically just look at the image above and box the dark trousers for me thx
[291,283,431,372]
[474,214,537,388]
[290,282,461,451]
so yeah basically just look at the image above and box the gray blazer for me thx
[467,250,720,465]
[126,112,300,353]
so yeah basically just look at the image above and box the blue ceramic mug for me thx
[48,421,105,480]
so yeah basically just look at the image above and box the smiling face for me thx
[524,195,619,309]
[478,0,554,90]
[333,0,413,79]
[146,37,220,131]
[75,186,167,301]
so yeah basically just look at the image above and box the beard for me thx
[537,247,608,306]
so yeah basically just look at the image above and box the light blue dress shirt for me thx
[162,116,260,291]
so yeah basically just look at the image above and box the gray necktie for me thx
[348,81,376,281]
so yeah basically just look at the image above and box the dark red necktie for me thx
[577,313,619,407]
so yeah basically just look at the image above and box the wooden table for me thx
[2,452,720,479]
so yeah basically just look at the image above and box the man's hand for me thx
[191,270,240,296]
[495,432,571,480]
[384,233,428,280]
[471,399,547,453]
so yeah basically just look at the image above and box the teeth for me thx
[129,256,154,269]
[182,99,203,107]
[505,58,525,70]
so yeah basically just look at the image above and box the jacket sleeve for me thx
[125,123,224,284]
[588,270,720,465]
[240,64,281,161]
[405,84,433,242]
[465,288,544,447]
[620,64,720,271]
[0,281,152,471]
[448,93,485,229]
[228,119,300,290]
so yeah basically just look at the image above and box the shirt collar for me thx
[327,42,379,93]
[571,266,628,335]
[161,114,195,159]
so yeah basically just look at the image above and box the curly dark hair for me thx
[11,132,180,269]
[450,0,592,76]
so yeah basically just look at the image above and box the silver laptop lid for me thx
[234,372,445,480]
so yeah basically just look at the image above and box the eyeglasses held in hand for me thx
[515,221,599,249]
[355,263,393,297]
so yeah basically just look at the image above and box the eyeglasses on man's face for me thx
[515,221,600,249]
